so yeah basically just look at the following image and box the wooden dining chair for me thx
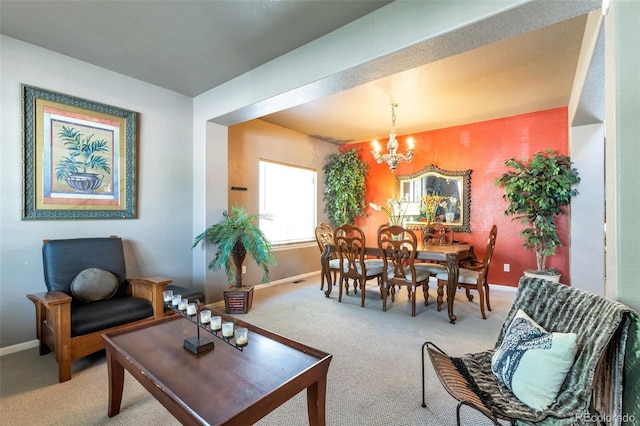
[422,223,454,245]
[315,222,339,291]
[377,224,441,317]
[334,224,384,307]
[435,225,497,319]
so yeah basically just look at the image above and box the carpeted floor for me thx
[1,275,515,425]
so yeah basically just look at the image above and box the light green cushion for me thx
[435,267,479,284]
[387,265,431,283]
[70,267,118,303]
[491,309,577,410]
[328,258,341,269]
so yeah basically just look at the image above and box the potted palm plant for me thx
[496,150,580,282]
[193,206,276,313]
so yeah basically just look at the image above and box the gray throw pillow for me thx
[70,268,118,303]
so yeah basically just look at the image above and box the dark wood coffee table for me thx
[103,313,332,425]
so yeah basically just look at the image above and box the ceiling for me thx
[0,1,599,145]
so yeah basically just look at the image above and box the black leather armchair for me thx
[27,236,171,382]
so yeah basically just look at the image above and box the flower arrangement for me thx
[370,196,409,225]
[421,194,449,223]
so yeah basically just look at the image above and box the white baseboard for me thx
[0,339,38,357]
[254,270,321,290]
[489,283,518,292]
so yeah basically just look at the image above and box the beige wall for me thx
[227,119,338,285]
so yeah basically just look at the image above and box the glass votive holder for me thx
[171,294,182,307]
[178,298,188,311]
[234,328,248,347]
[222,321,234,338]
[199,310,211,324]
[210,316,222,331]
[186,303,197,316]
[162,289,173,302]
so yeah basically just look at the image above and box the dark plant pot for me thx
[223,285,254,314]
[65,172,104,192]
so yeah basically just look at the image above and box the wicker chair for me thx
[422,276,638,425]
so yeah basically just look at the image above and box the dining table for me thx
[321,241,474,324]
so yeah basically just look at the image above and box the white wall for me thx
[0,36,194,348]
[606,0,640,311]
[570,123,605,295]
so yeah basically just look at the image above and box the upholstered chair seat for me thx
[435,267,479,285]
[70,298,154,337]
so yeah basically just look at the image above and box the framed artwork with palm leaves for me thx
[22,85,137,219]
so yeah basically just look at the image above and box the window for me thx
[259,160,317,244]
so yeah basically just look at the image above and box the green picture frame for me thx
[22,85,137,219]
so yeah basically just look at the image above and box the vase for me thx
[65,172,104,193]
[389,216,403,226]
[445,212,455,223]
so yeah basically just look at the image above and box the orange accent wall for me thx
[347,107,570,287]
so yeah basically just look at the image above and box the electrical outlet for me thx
[242,266,247,274]
[503,263,510,272]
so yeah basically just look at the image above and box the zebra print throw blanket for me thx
[454,277,637,425]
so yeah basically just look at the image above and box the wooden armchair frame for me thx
[27,237,171,382]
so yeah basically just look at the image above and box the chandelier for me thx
[371,103,414,172]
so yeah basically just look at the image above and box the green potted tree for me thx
[193,206,276,313]
[323,148,369,227]
[496,150,580,282]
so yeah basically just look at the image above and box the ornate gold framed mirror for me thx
[396,164,471,232]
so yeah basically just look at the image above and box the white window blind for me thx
[259,160,317,244]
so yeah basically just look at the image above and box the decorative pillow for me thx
[70,268,118,303]
[491,309,578,410]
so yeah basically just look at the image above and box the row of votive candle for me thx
[163,289,248,346]
[197,310,248,345]
[163,290,198,315]
[198,310,221,329]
